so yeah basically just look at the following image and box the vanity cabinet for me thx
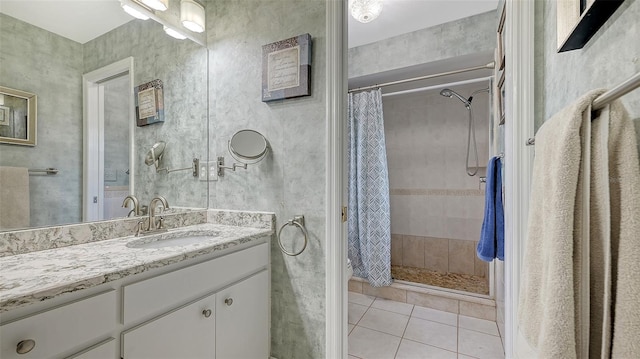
[0,241,270,359]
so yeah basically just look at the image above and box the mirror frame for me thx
[0,86,37,146]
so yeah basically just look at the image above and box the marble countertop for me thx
[0,223,272,313]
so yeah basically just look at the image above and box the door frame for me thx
[325,1,536,358]
[82,57,135,221]
[503,0,535,357]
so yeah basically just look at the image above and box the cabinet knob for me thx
[225,298,233,306]
[16,339,36,354]
[202,309,212,318]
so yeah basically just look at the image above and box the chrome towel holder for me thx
[277,215,308,256]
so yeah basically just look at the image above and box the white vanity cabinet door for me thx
[122,293,216,359]
[216,270,269,359]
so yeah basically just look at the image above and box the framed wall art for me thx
[0,86,37,146]
[134,79,164,127]
[557,0,625,52]
[261,33,312,102]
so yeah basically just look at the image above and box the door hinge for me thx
[341,206,347,223]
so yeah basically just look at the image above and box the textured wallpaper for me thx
[348,11,497,79]
[0,13,84,228]
[535,0,640,153]
[206,1,327,357]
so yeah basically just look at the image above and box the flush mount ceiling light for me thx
[164,26,187,40]
[120,0,150,20]
[349,0,384,23]
[180,0,205,33]
[140,0,168,11]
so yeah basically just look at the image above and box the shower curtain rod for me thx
[348,62,495,93]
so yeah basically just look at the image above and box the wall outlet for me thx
[198,161,218,182]
[199,163,208,182]
[104,168,117,182]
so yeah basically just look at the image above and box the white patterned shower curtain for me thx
[347,89,392,287]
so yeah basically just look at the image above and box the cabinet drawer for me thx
[0,290,116,359]
[123,242,268,326]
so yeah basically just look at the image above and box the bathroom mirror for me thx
[228,130,270,164]
[0,1,208,231]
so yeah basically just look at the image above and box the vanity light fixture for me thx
[140,0,168,11]
[120,0,150,20]
[180,0,205,33]
[349,0,384,23]
[164,26,187,40]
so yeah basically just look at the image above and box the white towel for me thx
[517,90,640,358]
[0,166,30,230]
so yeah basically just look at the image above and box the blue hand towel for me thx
[477,156,505,262]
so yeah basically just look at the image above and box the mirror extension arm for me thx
[217,157,246,177]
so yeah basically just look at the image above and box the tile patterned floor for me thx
[348,292,505,359]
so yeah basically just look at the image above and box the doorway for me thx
[82,57,135,222]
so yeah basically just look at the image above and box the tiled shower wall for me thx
[383,82,491,278]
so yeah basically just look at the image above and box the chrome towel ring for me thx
[277,215,308,256]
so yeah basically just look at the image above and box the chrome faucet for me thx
[122,195,140,217]
[148,196,169,231]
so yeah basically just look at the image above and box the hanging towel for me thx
[517,90,603,359]
[477,156,504,262]
[0,166,30,230]
[517,89,640,359]
[607,99,640,358]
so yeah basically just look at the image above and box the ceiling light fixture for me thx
[120,0,150,20]
[349,0,384,23]
[180,0,205,33]
[163,26,187,40]
[140,0,169,11]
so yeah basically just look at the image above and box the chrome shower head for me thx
[440,88,471,108]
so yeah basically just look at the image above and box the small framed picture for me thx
[0,105,9,126]
[134,79,164,127]
[261,33,312,102]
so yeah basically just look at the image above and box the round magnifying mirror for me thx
[228,130,269,164]
[145,141,166,166]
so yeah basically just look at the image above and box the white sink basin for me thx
[127,230,221,249]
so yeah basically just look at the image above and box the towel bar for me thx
[28,168,58,175]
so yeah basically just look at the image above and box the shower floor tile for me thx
[391,265,489,295]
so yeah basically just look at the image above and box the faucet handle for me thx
[157,216,165,229]
[135,220,146,236]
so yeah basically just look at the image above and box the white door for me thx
[122,294,216,359]
[215,270,269,359]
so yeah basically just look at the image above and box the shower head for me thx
[440,88,471,108]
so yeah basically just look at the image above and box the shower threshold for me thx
[391,265,489,296]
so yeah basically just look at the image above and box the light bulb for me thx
[164,26,187,40]
[140,0,168,11]
[180,0,205,33]
[349,0,383,24]
[121,3,150,20]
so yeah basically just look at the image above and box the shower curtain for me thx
[347,89,392,287]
